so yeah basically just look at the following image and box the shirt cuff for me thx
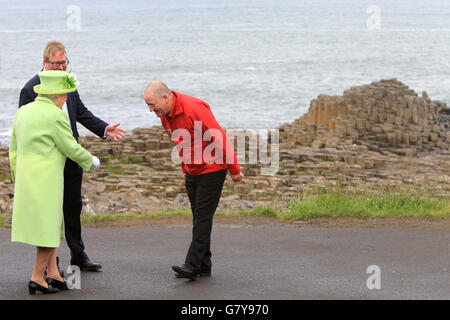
[228,164,241,176]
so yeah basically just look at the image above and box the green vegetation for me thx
[107,154,143,165]
[81,210,192,223]
[83,191,450,222]
[0,214,11,228]
[81,207,277,224]
[281,190,450,221]
[1,190,449,229]
[232,206,277,218]
[105,155,141,175]
[107,167,125,175]
[0,174,11,180]
[127,156,144,164]
[78,189,449,225]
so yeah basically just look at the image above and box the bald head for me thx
[144,81,173,118]
[145,81,171,98]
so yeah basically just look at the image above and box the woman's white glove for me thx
[92,156,101,169]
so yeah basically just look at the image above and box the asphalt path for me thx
[0,218,449,300]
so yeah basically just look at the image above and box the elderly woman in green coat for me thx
[9,70,101,294]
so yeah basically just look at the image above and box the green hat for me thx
[33,70,78,95]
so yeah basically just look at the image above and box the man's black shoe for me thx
[72,258,102,271]
[172,264,199,280]
[175,265,211,278]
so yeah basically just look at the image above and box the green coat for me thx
[9,96,93,248]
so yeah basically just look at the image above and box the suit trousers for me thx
[63,159,89,264]
[184,169,227,270]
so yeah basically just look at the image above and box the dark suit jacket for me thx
[19,74,109,172]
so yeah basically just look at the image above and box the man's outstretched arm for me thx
[74,91,126,140]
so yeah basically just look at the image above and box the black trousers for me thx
[184,169,227,270]
[63,159,89,265]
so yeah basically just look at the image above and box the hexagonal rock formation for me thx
[279,79,450,156]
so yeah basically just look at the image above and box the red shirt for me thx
[160,91,241,176]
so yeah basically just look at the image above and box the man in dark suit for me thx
[19,40,126,271]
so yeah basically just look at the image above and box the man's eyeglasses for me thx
[45,58,70,67]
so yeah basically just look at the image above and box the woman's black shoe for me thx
[28,281,60,295]
[46,278,70,290]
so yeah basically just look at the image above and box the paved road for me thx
[0,218,449,300]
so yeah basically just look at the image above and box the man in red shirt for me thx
[144,81,244,280]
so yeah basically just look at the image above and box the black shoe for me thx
[72,258,102,271]
[28,281,60,295]
[44,256,65,278]
[175,265,211,278]
[172,264,200,280]
[46,278,70,291]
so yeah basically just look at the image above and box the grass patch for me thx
[217,206,277,218]
[81,210,192,224]
[280,190,450,221]
[239,206,277,218]
[107,167,125,175]
[0,215,6,228]
[81,207,278,224]
[128,156,144,164]
[107,154,125,163]
[0,213,11,228]
[80,189,450,225]
[105,155,140,175]
[0,174,11,180]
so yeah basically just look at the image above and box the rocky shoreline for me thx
[1,79,449,222]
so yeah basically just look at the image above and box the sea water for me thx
[1,0,449,145]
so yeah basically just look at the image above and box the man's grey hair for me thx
[43,40,66,60]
